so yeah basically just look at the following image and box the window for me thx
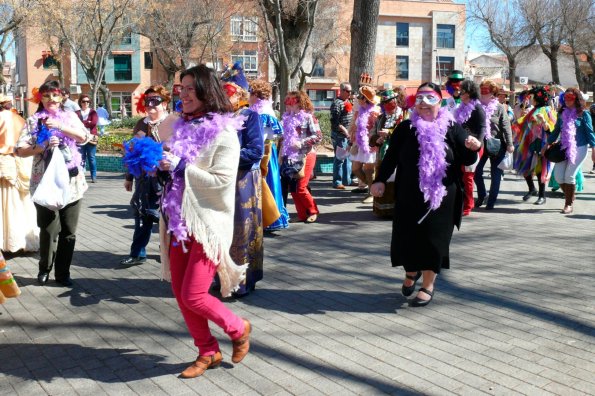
[121,31,132,45]
[113,55,132,81]
[231,16,258,42]
[231,50,258,75]
[307,90,334,109]
[437,24,455,48]
[396,56,409,80]
[110,91,132,118]
[144,52,153,69]
[312,57,325,77]
[436,56,455,80]
[396,23,409,47]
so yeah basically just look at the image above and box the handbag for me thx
[31,149,71,211]
[335,146,350,161]
[544,142,566,163]
[88,134,99,145]
[485,137,502,157]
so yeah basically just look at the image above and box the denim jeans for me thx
[474,147,506,207]
[129,215,156,258]
[332,135,352,186]
[80,143,97,180]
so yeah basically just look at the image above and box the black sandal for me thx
[410,287,434,307]
[401,271,421,296]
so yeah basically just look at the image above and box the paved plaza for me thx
[1,162,594,395]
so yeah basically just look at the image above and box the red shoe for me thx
[462,210,471,216]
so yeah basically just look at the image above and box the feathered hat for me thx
[221,61,249,91]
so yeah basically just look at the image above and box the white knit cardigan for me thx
[159,124,246,297]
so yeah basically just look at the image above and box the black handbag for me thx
[544,142,566,163]
[485,137,502,157]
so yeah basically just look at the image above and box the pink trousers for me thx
[169,238,245,356]
[291,151,319,220]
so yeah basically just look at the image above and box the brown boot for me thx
[232,319,251,363]
[563,184,575,214]
[179,351,222,378]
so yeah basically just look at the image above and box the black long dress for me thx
[375,119,478,273]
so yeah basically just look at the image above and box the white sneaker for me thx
[362,194,374,204]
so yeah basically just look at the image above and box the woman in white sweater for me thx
[158,65,251,378]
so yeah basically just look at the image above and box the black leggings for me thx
[525,174,545,198]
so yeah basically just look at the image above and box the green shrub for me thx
[106,116,143,131]
[97,133,129,153]
[314,111,331,147]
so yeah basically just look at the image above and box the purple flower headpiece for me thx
[161,113,246,242]
[560,108,578,164]
[281,110,309,161]
[355,103,374,154]
[411,107,454,212]
[32,110,82,170]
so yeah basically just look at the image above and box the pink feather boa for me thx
[281,110,309,161]
[560,108,578,164]
[355,103,375,154]
[410,107,454,211]
[161,113,245,242]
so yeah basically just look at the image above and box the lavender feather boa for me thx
[161,113,245,242]
[560,108,578,164]
[411,107,454,211]
[355,103,375,154]
[481,99,499,139]
[31,110,83,170]
[454,99,478,125]
[249,98,274,115]
[281,110,309,161]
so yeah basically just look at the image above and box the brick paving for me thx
[1,160,594,395]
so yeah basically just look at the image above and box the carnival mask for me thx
[41,91,63,104]
[383,100,397,112]
[564,92,576,103]
[415,93,441,106]
[480,86,492,96]
[284,96,299,106]
[222,83,237,98]
[144,96,164,107]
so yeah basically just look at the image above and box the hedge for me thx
[97,111,332,153]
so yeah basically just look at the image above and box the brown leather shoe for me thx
[179,351,222,378]
[232,319,251,363]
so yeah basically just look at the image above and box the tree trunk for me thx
[348,0,380,90]
[508,57,516,106]
[548,47,560,84]
[98,85,113,117]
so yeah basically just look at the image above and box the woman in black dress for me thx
[370,83,481,307]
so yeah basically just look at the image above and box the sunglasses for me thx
[415,93,441,106]
[342,89,352,93]
[144,96,164,107]
[81,100,90,103]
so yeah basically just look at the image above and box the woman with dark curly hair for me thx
[513,86,557,205]
[280,91,322,223]
[453,80,486,215]
[543,87,595,213]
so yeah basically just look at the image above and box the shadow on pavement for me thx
[87,204,131,219]
[0,344,186,382]
[235,289,405,314]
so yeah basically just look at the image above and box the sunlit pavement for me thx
[2,161,594,395]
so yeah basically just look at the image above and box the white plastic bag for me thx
[498,152,513,171]
[32,149,71,211]
[335,146,350,161]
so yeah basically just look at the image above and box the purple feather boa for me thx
[355,103,374,154]
[249,98,274,115]
[281,110,309,161]
[161,113,245,242]
[481,99,499,139]
[31,110,82,170]
[454,99,478,125]
[411,107,454,210]
[560,108,578,164]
